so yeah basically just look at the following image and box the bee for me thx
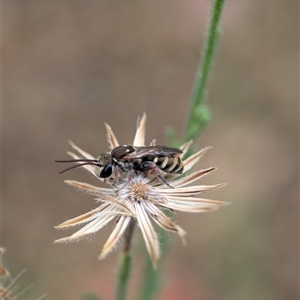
[55,145,184,187]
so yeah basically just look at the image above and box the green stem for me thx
[115,220,135,300]
[139,1,226,300]
[116,253,132,300]
[137,223,170,300]
[138,256,160,300]
[185,0,226,142]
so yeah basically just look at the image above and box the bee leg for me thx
[139,161,157,173]
[157,174,175,188]
[141,161,174,188]
[112,165,121,186]
[115,169,134,191]
[125,169,134,184]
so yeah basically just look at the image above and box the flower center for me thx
[128,181,149,203]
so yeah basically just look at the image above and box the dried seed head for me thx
[128,180,149,202]
[55,113,228,267]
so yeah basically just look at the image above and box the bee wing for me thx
[130,146,182,159]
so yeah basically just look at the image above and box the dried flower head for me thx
[0,247,15,300]
[0,248,46,300]
[55,113,227,266]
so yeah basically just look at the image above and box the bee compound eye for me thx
[100,164,112,178]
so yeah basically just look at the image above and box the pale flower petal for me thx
[55,207,121,243]
[171,167,216,187]
[55,203,111,229]
[161,196,228,213]
[179,140,193,157]
[155,183,226,196]
[160,201,225,213]
[144,201,186,245]
[99,216,132,260]
[104,123,119,149]
[167,195,227,205]
[149,139,156,146]
[183,146,212,173]
[133,112,147,146]
[65,180,115,195]
[69,141,95,160]
[135,202,160,267]
[96,194,135,215]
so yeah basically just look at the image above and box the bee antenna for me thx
[55,159,97,163]
[55,159,99,174]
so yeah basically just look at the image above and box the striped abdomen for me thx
[152,155,183,174]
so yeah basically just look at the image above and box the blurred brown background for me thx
[3,1,298,299]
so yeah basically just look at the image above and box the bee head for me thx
[56,152,113,177]
[97,153,113,178]
[97,153,112,166]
